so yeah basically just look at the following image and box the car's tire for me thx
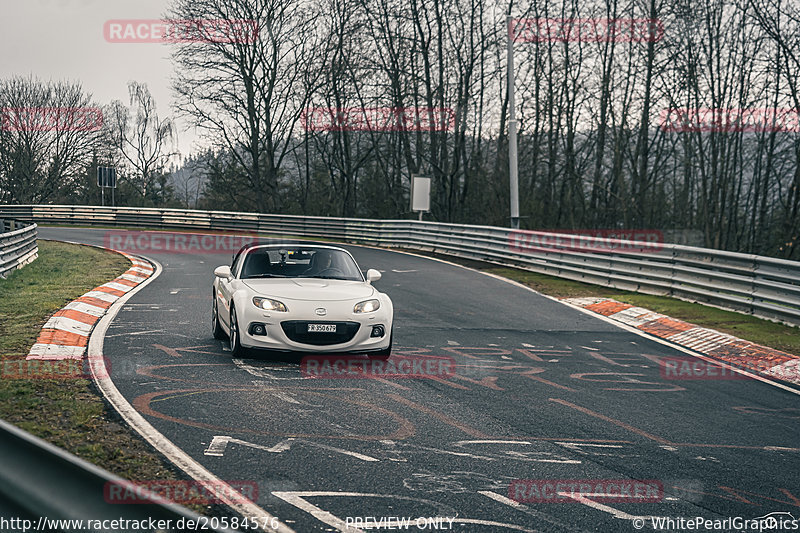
[229,306,247,357]
[370,331,392,359]
[212,294,227,340]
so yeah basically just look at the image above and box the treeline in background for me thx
[0,0,798,259]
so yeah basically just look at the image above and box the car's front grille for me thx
[281,321,360,345]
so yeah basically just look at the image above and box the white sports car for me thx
[212,243,393,358]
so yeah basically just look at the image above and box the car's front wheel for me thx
[212,293,227,340]
[229,306,247,357]
[370,331,392,360]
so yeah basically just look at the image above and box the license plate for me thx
[308,324,337,333]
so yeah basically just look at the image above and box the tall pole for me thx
[507,16,520,229]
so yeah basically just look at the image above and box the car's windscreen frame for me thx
[237,246,365,282]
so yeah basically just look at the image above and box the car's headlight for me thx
[253,297,288,312]
[354,299,380,313]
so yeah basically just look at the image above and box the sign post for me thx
[507,16,520,229]
[97,167,117,207]
[410,175,431,221]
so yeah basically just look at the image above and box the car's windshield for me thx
[240,247,363,281]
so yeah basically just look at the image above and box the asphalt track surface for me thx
[42,227,800,532]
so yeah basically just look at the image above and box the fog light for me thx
[249,323,267,336]
[371,325,385,338]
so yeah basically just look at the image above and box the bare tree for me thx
[0,76,102,204]
[104,81,176,200]
[169,0,326,212]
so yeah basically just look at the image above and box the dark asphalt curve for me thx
[41,227,800,533]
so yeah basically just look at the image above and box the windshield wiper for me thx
[246,273,285,278]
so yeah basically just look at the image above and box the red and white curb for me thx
[563,297,800,385]
[27,252,155,361]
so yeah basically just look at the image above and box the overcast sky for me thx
[0,0,201,159]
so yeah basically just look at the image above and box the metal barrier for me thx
[1,204,798,326]
[0,218,38,279]
[0,418,228,531]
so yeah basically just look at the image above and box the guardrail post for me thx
[669,244,677,298]
[750,256,757,316]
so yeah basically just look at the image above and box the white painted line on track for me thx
[296,439,380,462]
[205,435,379,462]
[272,492,365,533]
[556,442,624,448]
[557,492,649,521]
[88,255,295,533]
[204,436,231,457]
[273,491,537,532]
[478,490,527,508]
[455,440,530,445]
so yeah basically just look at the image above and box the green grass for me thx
[0,241,194,499]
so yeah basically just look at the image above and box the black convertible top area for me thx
[237,244,363,281]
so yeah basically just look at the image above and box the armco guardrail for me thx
[1,204,799,326]
[0,418,229,531]
[0,218,38,279]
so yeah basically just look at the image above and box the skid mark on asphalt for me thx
[133,388,416,440]
[132,352,800,452]
[153,343,182,357]
[549,398,800,452]
[549,398,674,444]
[388,393,490,438]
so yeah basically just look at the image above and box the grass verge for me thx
[0,240,205,510]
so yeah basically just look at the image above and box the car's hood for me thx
[241,278,376,302]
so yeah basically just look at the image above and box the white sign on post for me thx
[410,176,431,219]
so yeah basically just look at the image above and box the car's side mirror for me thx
[366,269,381,283]
[214,265,233,279]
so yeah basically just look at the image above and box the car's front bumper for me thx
[237,298,392,353]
